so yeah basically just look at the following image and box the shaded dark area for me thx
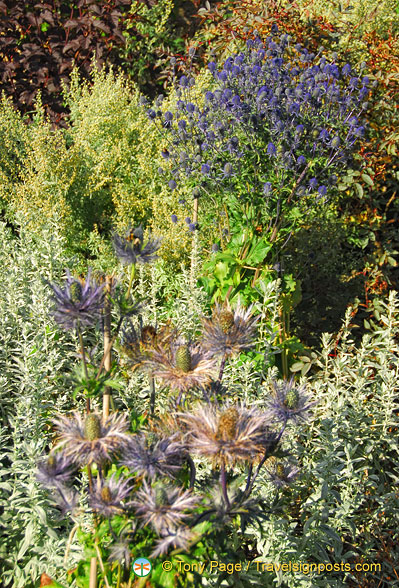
[0,0,202,126]
[284,211,369,348]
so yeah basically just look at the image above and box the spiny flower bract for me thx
[36,452,76,489]
[141,338,217,398]
[89,473,134,518]
[132,481,199,535]
[150,525,194,558]
[120,433,186,480]
[267,378,317,424]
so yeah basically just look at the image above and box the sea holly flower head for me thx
[54,411,130,466]
[266,378,317,424]
[200,301,259,358]
[112,226,162,265]
[36,452,76,489]
[120,433,186,480]
[47,268,105,331]
[265,457,300,488]
[140,338,217,399]
[132,481,199,535]
[150,525,194,558]
[178,403,273,467]
[89,473,134,518]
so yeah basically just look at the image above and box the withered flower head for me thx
[54,411,130,466]
[120,433,186,480]
[200,301,259,358]
[131,481,199,535]
[178,403,272,466]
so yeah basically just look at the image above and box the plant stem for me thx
[103,276,113,421]
[77,325,90,413]
[94,540,111,588]
[89,557,97,588]
[216,354,227,396]
[220,462,230,509]
[245,465,253,493]
[64,524,78,565]
[126,264,136,299]
[187,455,196,488]
[96,316,124,380]
[149,375,156,415]
[193,195,199,225]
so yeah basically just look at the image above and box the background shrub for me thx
[0,0,186,125]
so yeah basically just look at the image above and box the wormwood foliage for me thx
[0,218,82,587]
[246,294,399,587]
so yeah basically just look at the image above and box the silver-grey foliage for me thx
[0,217,82,587]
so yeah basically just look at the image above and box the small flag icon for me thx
[132,557,152,577]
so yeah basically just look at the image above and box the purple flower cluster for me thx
[145,29,369,219]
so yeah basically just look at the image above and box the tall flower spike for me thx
[120,433,186,480]
[131,481,199,535]
[112,226,162,265]
[47,268,105,331]
[54,411,130,466]
[200,301,259,358]
[178,403,273,467]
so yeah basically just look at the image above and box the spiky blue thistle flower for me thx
[51,484,80,517]
[200,301,259,358]
[120,434,185,480]
[266,458,300,488]
[132,481,199,535]
[36,453,76,489]
[47,268,105,331]
[150,526,194,558]
[266,378,317,424]
[178,403,273,467]
[112,226,161,265]
[54,411,130,466]
[89,474,134,518]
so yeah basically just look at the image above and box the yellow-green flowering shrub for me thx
[0,67,194,270]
